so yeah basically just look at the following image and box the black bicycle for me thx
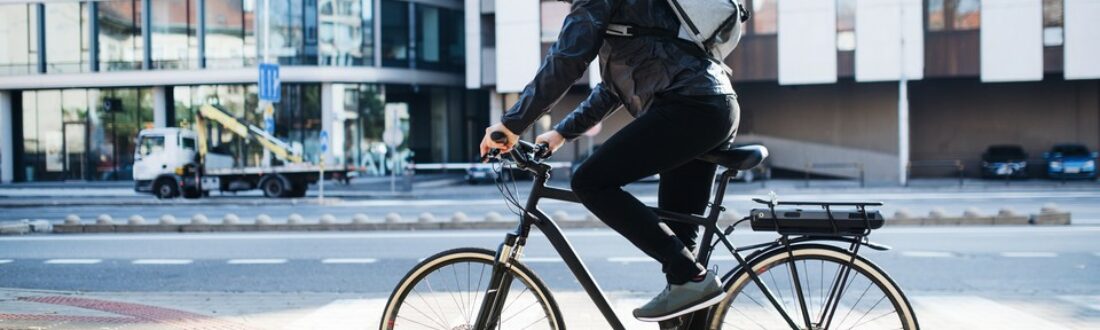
[381,136,918,330]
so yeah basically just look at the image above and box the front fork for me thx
[473,233,525,329]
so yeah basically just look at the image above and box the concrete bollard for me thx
[128,215,146,225]
[255,214,272,225]
[418,213,435,223]
[928,208,947,219]
[998,208,1019,217]
[96,214,114,225]
[451,212,469,223]
[385,212,402,223]
[893,208,912,219]
[1040,203,1061,214]
[159,214,176,225]
[222,213,240,225]
[963,207,983,218]
[485,211,504,222]
[552,211,571,221]
[64,214,81,225]
[994,207,1029,225]
[287,213,304,225]
[191,214,208,225]
[352,213,370,224]
[320,214,337,225]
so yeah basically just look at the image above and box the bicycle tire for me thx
[709,244,918,330]
[380,247,564,330]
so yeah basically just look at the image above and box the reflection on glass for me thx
[151,0,199,69]
[1043,0,1063,46]
[45,2,91,73]
[319,0,374,66]
[98,0,144,71]
[63,89,89,180]
[416,5,463,71]
[259,0,317,65]
[206,0,256,68]
[928,0,981,31]
[381,0,410,67]
[836,0,856,51]
[0,4,38,75]
[540,1,570,42]
[340,84,412,176]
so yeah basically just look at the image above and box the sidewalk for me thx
[1,288,1096,329]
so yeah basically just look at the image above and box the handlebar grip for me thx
[490,131,508,144]
[535,142,553,159]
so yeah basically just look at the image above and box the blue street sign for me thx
[258,63,280,102]
[264,117,275,134]
[320,130,329,153]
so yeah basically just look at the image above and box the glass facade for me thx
[750,0,778,35]
[151,0,200,69]
[1043,0,1063,46]
[19,88,153,182]
[416,4,463,71]
[0,4,38,75]
[339,84,413,175]
[928,0,981,31]
[45,2,92,73]
[98,0,144,71]
[381,0,410,67]
[319,0,374,66]
[256,0,319,65]
[836,0,856,52]
[205,0,257,68]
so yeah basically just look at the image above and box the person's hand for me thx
[535,130,566,155]
[479,123,519,159]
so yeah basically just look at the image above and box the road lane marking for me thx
[227,259,287,264]
[44,259,102,264]
[132,259,193,265]
[901,251,956,258]
[321,258,377,264]
[1000,252,1057,258]
[521,257,564,263]
[0,259,12,264]
[608,256,656,263]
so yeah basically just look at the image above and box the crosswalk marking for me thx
[1000,252,1057,258]
[913,296,1072,329]
[227,259,287,265]
[901,251,956,258]
[321,258,377,264]
[521,257,564,263]
[132,259,193,265]
[44,259,102,265]
[607,256,655,263]
[0,259,12,264]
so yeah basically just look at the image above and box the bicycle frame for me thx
[471,158,881,330]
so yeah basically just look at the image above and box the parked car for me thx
[465,163,500,184]
[981,145,1029,179]
[1044,144,1098,180]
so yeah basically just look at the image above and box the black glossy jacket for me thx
[500,0,736,140]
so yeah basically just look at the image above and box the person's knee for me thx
[570,163,599,197]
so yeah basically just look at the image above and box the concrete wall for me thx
[910,78,1100,176]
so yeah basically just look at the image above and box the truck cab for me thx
[133,128,200,198]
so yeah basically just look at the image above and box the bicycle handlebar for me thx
[482,131,553,166]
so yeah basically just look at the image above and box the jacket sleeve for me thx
[554,82,621,140]
[500,0,613,135]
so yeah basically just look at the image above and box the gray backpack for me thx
[606,0,750,63]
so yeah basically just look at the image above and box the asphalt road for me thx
[1,227,1096,295]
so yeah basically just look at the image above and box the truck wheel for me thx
[154,179,179,199]
[261,176,289,198]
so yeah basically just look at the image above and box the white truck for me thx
[133,104,347,199]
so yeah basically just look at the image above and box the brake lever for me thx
[534,142,553,160]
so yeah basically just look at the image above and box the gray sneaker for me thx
[633,272,727,322]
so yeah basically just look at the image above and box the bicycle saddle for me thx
[697,143,769,170]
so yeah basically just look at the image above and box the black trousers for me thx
[571,93,739,284]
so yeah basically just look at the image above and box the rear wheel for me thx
[710,244,918,330]
[261,176,288,198]
[381,248,563,330]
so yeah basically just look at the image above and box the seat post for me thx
[710,169,738,215]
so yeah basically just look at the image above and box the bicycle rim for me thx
[711,245,917,330]
[381,249,562,330]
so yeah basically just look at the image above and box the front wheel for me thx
[381,248,564,330]
[710,244,918,330]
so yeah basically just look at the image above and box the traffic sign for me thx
[259,63,280,102]
[320,130,329,153]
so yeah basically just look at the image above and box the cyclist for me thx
[479,0,739,322]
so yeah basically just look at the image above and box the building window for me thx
[381,0,410,67]
[837,0,856,51]
[0,4,38,75]
[151,0,200,69]
[98,0,144,71]
[206,0,257,68]
[540,1,570,42]
[1043,0,1062,46]
[257,0,317,66]
[46,2,92,73]
[928,0,981,31]
[319,0,374,66]
[750,0,778,35]
[416,4,464,71]
[19,88,153,182]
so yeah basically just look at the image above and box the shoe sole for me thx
[634,291,728,322]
